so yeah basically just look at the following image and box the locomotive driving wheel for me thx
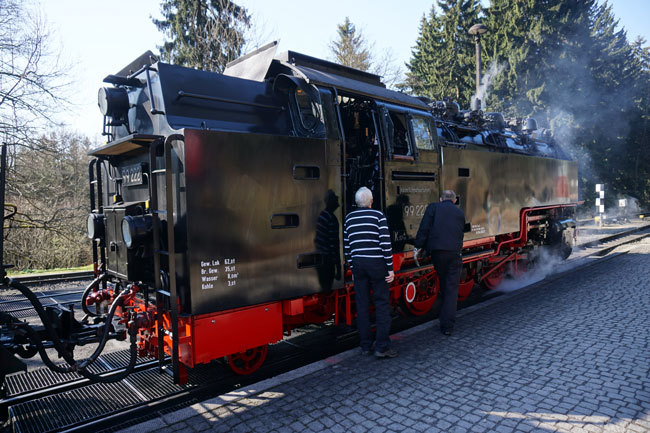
[226,345,268,375]
[457,273,475,302]
[508,258,529,278]
[482,265,505,290]
[402,273,439,316]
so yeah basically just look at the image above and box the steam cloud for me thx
[496,247,564,293]
[472,61,506,110]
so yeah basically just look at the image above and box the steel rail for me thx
[575,223,650,249]
[8,270,94,285]
[575,211,648,225]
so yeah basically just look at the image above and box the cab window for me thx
[385,110,412,157]
[294,88,322,131]
[412,116,434,151]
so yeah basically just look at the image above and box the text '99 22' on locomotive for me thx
[1,41,577,384]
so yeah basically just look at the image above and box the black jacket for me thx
[414,200,465,253]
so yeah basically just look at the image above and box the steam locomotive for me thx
[1,41,577,384]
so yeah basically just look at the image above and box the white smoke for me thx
[494,247,564,293]
[473,61,506,109]
[610,195,641,222]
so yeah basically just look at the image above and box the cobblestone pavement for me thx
[123,239,650,433]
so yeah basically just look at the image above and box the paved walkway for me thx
[121,239,650,433]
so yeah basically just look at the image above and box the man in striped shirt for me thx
[344,187,397,358]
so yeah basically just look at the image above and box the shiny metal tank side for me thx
[383,148,440,251]
[439,147,578,240]
[184,129,342,315]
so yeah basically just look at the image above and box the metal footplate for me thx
[4,351,214,433]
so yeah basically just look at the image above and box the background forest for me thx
[404,0,650,211]
[1,0,648,270]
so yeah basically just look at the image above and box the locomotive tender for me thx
[2,42,578,384]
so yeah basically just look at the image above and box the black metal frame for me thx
[149,134,184,383]
[88,160,106,285]
[176,90,284,111]
[0,143,7,280]
[143,66,165,116]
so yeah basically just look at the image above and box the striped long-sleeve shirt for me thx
[343,208,393,271]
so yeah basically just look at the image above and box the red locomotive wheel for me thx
[508,259,529,278]
[402,274,439,316]
[482,266,505,290]
[226,345,268,375]
[457,277,475,302]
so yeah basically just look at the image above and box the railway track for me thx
[8,271,95,286]
[2,222,649,433]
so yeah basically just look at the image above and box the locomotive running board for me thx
[462,249,496,262]
[88,134,162,156]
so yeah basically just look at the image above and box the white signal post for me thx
[595,184,605,227]
[618,198,627,223]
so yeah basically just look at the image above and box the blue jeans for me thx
[352,258,391,352]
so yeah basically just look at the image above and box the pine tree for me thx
[628,37,650,204]
[405,0,481,106]
[152,0,250,72]
[403,8,441,96]
[329,17,372,71]
[483,0,596,118]
[483,0,650,207]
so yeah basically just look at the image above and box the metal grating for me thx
[6,358,201,432]
[0,295,29,305]
[101,350,154,369]
[4,368,79,397]
[4,352,122,396]
[0,299,83,320]
[187,361,226,383]
[0,299,34,319]
[10,381,145,433]
[119,368,186,400]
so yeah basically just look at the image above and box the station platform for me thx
[120,238,650,433]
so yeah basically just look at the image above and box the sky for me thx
[38,0,650,144]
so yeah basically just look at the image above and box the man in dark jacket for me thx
[414,190,465,335]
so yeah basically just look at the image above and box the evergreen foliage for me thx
[406,0,650,208]
[152,0,250,72]
[405,0,481,106]
[330,17,372,71]
[329,17,403,88]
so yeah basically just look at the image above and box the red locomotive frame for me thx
[87,203,575,383]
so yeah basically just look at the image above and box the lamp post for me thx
[468,23,488,108]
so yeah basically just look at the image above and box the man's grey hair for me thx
[441,190,457,201]
[355,187,373,208]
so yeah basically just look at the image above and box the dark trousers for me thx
[351,258,391,353]
[432,250,462,331]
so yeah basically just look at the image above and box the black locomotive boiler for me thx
[2,41,578,383]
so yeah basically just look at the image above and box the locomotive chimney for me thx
[469,24,488,110]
